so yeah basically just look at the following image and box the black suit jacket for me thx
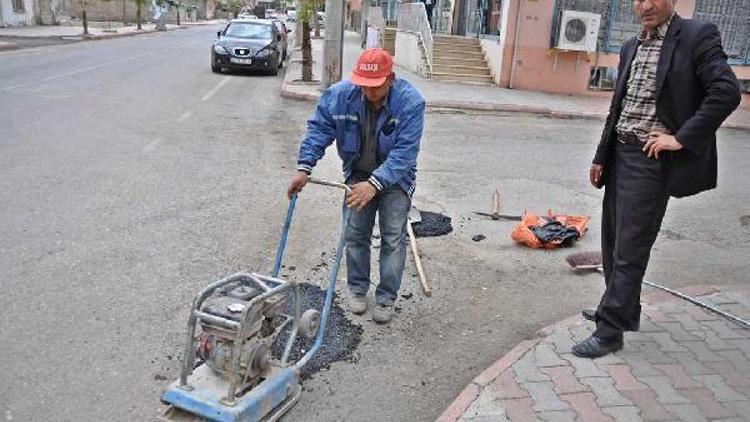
[593,15,741,198]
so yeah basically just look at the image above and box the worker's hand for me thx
[346,181,377,211]
[287,171,308,199]
[643,132,683,159]
[590,164,604,189]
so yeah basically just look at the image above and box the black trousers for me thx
[425,5,434,28]
[595,141,670,340]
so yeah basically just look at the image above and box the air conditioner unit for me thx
[555,10,600,52]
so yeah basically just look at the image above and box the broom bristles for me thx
[565,251,603,269]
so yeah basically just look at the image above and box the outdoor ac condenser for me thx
[555,10,601,52]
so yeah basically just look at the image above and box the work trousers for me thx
[345,186,411,306]
[595,141,671,340]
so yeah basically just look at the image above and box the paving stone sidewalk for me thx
[439,284,750,422]
[281,31,750,131]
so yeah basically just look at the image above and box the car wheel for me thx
[211,64,221,73]
[269,60,279,76]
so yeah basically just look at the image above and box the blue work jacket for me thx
[296,77,425,195]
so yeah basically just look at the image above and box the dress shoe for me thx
[571,335,623,358]
[581,308,597,322]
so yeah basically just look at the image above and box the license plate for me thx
[230,58,252,65]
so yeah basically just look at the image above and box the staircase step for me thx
[433,50,485,60]
[432,42,482,51]
[434,44,483,53]
[432,79,496,87]
[433,40,481,48]
[433,57,487,66]
[432,72,495,84]
[434,47,483,55]
[433,35,482,45]
[432,64,490,76]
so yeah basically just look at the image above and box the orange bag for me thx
[511,210,589,249]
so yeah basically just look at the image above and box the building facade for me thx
[435,0,749,107]
[1,0,37,26]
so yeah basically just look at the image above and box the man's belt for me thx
[617,132,644,146]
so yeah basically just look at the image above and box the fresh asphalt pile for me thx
[412,211,453,238]
[273,282,363,380]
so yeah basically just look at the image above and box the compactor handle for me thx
[307,177,351,193]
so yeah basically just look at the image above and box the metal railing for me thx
[397,2,433,76]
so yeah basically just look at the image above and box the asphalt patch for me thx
[412,211,453,238]
[272,283,363,380]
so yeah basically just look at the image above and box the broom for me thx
[566,251,750,329]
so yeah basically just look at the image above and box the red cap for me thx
[350,48,393,87]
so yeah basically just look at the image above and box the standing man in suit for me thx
[573,0,741,358]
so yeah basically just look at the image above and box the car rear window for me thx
[225,23,272,39]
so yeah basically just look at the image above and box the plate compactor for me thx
[161,178,351,422]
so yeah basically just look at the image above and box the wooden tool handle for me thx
[406,222,431,297]
[491,190,500,219]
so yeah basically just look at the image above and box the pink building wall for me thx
[496,0,749,108]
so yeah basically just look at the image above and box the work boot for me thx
[372,304,394,324]
[348,294,368,315]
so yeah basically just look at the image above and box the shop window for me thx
[589,66,617,91]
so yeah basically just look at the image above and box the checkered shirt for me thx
[615,18,673,142]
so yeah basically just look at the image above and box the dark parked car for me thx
[211,19,284,75]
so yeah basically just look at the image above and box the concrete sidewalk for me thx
[439,284,750,422]
[281,31,750,131]
[0,20,223,50]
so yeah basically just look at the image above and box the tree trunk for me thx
[302,20,312,81]
[82,4,89,35]
[176,4,180,25]
[136,0,142,30]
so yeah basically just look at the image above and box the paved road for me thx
[2,26,749,422]
[0,25,307,421]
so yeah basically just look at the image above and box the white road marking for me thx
[177,110,193,122]
[2,53,154,91]
[141,137,163,154]
[201,77,231,102]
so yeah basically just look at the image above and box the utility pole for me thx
[321,0,344,88]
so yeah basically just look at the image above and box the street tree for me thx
[81,0,89,35]
[222,0,245,18]
[132,0,147,29]
[174,0,181,25]
[298,0,318,81]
